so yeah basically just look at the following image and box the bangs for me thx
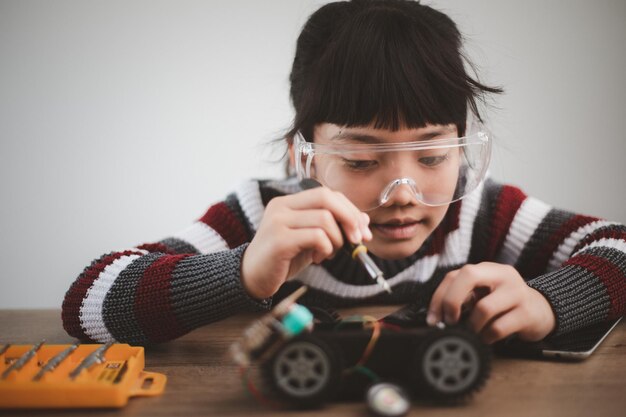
[289,2,500,141]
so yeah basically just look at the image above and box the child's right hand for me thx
[240,187,372,300]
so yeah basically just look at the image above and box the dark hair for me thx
[287,0,502,143]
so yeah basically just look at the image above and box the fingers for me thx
[467,289,517,334]
[426,262,554,344]
[241,223,336,299]
[265,191,368,264]
[428,264,499,325]
[427,263,519,326]
[287,228,335,264]
[479,308,527,344]
[285,209,344,253]
[427,270,458,325]
[242,188,371,300]
[286,188,371,243]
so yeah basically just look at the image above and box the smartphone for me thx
[495,317,623,361]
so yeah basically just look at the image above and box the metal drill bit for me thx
[32,342,79,381]
[1,340,45,380]
[0,344,10,356]
[69,341,114,380]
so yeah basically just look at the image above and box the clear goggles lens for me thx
[294,125,491,211]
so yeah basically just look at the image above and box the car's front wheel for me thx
[412,329,490,401]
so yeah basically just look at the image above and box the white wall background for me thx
[1,0,624,309]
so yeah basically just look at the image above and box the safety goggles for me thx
[294,124,491,211]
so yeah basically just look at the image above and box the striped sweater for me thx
[62,177,626,345]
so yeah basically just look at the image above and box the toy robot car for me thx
[230,287,491,411]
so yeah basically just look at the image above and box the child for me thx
[62,0,625,346]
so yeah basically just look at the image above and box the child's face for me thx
[312,122,457,260]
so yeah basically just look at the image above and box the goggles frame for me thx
[295,131,488,156]
[293,124,492,209]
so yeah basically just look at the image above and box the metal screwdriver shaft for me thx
[351,244,392,294]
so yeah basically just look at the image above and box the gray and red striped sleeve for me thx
[471,179,626,335]
[61,181,271,345]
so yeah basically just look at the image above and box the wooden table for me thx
[1,308,624,417]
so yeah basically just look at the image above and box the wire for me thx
[378,321,403,332]
[357,320,381,366]
[352,365,380,383]
[333,315,382,367]
[239,366,282,410]
[336,315,383,383]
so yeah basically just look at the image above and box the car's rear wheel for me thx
[264,335,341,407]
[412,330,490,401]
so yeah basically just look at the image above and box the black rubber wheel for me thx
[263,335,342,408]
[412,329,491,402]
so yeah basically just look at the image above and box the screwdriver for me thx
[299,178,392,294]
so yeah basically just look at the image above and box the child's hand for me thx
[240,187,372,300]
[427,262,556,344]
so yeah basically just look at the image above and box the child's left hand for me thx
[426,262,556,344]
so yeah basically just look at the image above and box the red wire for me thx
[378,321,403,331]
[239,366,282,409]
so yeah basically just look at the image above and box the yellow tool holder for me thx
[0,343,166,408]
